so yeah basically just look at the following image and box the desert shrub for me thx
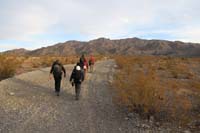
[0,55,21,80]
[112,56,198,126]
[113,56,163,118]
[40,56,55,67]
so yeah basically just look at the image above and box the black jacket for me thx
[70,66,84,84]
[50,61,66,77]
[79,57,85,69]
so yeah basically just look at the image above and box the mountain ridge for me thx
[2,37,200,57]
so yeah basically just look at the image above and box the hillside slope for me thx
[3,37,200,57]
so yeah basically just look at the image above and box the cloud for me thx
[0,1,57,41]
[0,0,200,51]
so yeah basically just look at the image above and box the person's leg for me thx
[75,84,78,100]
[54,77,57,92]
[55,76,61,96]
[91,64,94,72]
[89,65,91,72]
[75,83,81,100]
[84,69,87,79]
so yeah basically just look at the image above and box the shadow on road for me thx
[9,77,75,102]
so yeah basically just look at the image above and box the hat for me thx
[76,66,81,71]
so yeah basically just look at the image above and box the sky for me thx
[0,0,200,52]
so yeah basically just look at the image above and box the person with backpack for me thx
[79,54,88,79]
[70,63,84,100]
[88,54,95,73]
[50,60,66,96]
[79,54,85,69]
[83,58,89,79]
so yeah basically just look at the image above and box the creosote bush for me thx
[0,55,21,80]
[112,56,200,126]
[0,54,105,79]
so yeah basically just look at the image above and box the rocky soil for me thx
[0,60,194,133]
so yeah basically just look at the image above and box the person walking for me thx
[79,54,85,69]
[79,54,88,79]
[83,58,88,79]
[70,63,84,100]
[50,60,66,96]
[88,54,95,73]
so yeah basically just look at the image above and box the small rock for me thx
[9,92,15,96]
[108,80,113,84]
[149,116,154,122]
[114,65,118,68]
[184,130,191,133]
[136,124,140,127]
[125,117,129,120]
[155,122,160,127]
[141,124,150,128]
[127,113,134,118]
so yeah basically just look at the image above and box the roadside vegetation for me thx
[112,55,200,129]
[0,54,105,81]
[0,55,22,80]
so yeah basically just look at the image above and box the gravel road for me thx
[0,60,178,133]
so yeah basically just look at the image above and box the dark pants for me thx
[54,76,62,92]
[75,83,81,99]
[89,64,94,72]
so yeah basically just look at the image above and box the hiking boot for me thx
[75,96,79,100]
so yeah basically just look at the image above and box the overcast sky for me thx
[0,0,200,51]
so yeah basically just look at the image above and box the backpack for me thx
[74,69,82,82]
[53,64,62,77]
[89,60,92,65]
[89,57,94,65]
[79,57,85,68]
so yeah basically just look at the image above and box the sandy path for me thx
[0,60,166,133]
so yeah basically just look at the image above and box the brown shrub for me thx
[113,56,163,118]
[0,55,21,80]
[112,56,199,126]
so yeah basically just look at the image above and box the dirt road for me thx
[0,60,169,133]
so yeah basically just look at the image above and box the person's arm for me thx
[50,63,55,74]
[61,65,66,77]
[49,63,55,80]
[70,69,75,82]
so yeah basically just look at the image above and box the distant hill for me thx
[2,37,200,57]
[3,48,30,56]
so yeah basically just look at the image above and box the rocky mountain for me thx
[3,48,30,55]
[3,37,200,57]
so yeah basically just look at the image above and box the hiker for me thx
[79,54,85,69]
[79,54,88,79]
[83,58,89,78]
[50,60,66,96]
[88,54,95,72]
[70,63,84,100]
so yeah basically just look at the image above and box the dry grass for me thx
[0,54,105,80]
[112,55,200,126]
[0,55,21,80]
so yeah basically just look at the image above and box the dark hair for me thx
[55,60,59,63]
[76,62,80,66]
[81,54,85,58]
